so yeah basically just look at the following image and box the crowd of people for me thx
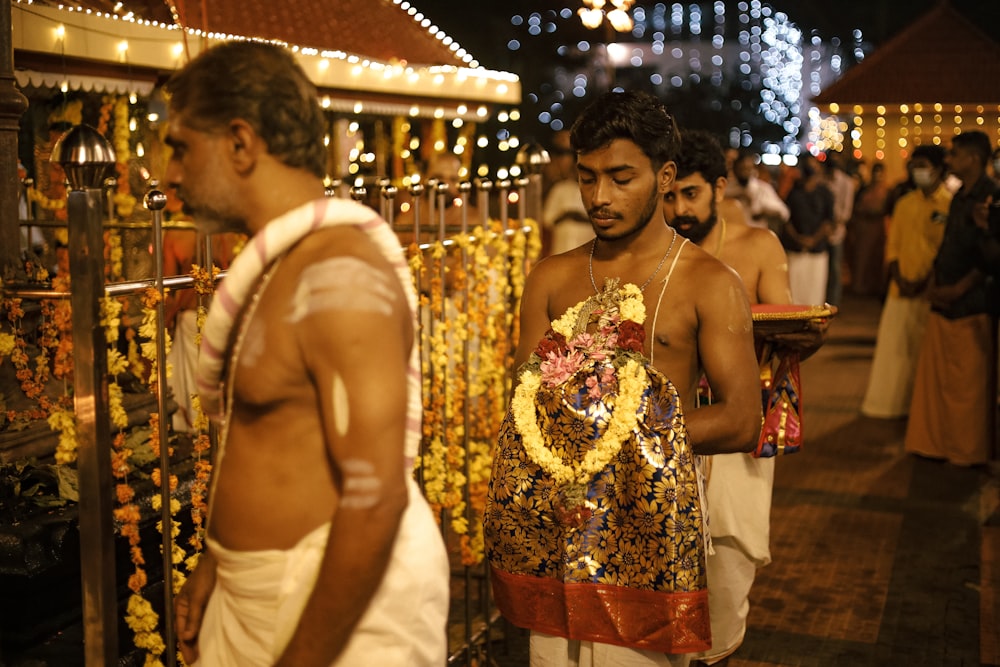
[158,39,996,667]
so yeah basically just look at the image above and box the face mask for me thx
[911,168,935,189]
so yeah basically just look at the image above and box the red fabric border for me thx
[491,567,711,654]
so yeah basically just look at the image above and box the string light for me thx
[578,0,635,32]
[14,0,517,109]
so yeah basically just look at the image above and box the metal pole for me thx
[54,123,118,667]
[147,189,177,667]
[67,187,119,667]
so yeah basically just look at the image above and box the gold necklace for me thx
[588,227,678,294]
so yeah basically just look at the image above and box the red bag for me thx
[755,350,802,457]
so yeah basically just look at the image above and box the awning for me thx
[15,69,155,96]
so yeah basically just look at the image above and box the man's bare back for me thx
[208,226,413,551]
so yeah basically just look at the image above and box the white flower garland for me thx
[512,282,649,487]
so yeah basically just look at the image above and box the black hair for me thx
[569,90,680,170]
[676,129,727,182]
[952,130,992,167]
[911,144,946,170]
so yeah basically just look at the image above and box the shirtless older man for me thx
[166,42,448,666]
[485,92,761,667]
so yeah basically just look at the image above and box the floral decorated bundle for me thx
[485,280,710,654]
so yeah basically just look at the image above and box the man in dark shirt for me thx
[780,154,834,305]
[905,130,999,466]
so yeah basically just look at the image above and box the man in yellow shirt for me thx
[861,145,951,418]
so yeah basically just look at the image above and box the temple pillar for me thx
[0,0,29,281]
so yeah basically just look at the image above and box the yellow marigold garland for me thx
[0,330,13,359]
[112,96,137,218]
[47,407,79,465]
[106,230,125,281]
[25,186,66,212]
[406,216,539,565]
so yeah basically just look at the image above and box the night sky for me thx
[413,0,1000,73]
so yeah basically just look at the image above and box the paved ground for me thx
[482,294,1000,667]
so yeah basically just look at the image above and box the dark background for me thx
[413,0,1000,150]
[418,0,1000,72]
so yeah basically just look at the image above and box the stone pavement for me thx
[489,294,1000,667]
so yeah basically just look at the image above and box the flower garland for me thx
[112,287,188,667]
[185,263,218,564]
[104,288,164,667]
[2,293,73,438]
[511,280,650,488]
[25,186,66,212]
[112,96,137,219]
[417,240,467,534]
[106,231,125,281]
[407,217,540,565]
[459,227,508,564]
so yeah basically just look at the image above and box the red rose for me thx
[617,320,645,352]
[535,329,568,358]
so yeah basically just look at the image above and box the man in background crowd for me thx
[823,151,856,306]
[781,154,834,305]
[725,149,790,235]
[861,145,951,419]
[905,130,998,466]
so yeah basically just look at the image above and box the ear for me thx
[227,119,259,175]
[714,176,727,203]
[657,160,677,195]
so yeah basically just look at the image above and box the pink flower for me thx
[570,332,596,352]
[584,365,618,399]
[585,374,603,400]
[539,349,585,387]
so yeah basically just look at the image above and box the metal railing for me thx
[2,175,541,666]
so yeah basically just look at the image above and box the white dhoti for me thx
[194,477,449,666]
[861,295,931,418]
[695,453,774,664]
[529,632,691,667]
[168,310,200,433]
[786,251,829,306]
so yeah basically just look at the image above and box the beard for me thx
[591,185,663,242]
[181,197,248,236]
[671,200,718,246]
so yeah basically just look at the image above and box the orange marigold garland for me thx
[405,215,539,566]
[186,262,217,566]
[3,293,75,453]
[418,241,453,525]
[104,297,164,665]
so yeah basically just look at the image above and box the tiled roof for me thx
[50,0,471,67]
[813,2,1000,106]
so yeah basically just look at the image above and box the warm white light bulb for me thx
[578,8,603,29]
[607,9,633,32]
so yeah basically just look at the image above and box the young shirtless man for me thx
[485,91,761,667]
[166,42,449,666]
